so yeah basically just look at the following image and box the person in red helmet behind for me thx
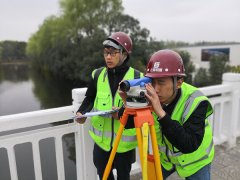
[76,32,143,180]
[144,49,214,179]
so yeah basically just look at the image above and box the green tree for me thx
[27,0,150,83]
[60,0,123,37]
[116,15,150,71]
[227,65,240,73]
[208,55,229,85]
[0,41,27,62]
[145,40,166,60]
[193,68,211,87]
[177,50,195,84]
[193,54,230,87]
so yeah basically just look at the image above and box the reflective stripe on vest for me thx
[90,126,137,142]
[159,120,210,158]
[181,140,214,168]
[159,139,213,168]
[181,90,204,124]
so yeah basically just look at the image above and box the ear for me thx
[176,78,184,89]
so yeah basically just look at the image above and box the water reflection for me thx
[0,63,30,82]
[0,63,84,115]
[30,69,74,109]
[0,64,40,115]
[0,80,41,115]
[0,63,83,180]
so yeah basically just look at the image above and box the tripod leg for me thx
[136,127,143,170]
[136,123,149,180]
[149,125,163,180]
[102,123,124,180]
[141,122,149,180]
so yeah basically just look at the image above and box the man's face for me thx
[152,77,182,104]
[103,47,121,68]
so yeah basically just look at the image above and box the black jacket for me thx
[158,88,208,153]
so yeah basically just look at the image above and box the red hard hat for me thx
[145,49,186,78]
[106,32,132,54]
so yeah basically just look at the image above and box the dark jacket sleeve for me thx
[77,77,96,114]
[158,101,209,153]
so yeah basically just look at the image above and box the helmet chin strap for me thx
[167,77,178,104]
[173,76,178,95]
[161,76,178,106]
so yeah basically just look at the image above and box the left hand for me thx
[145,83,166,118]
[75,112,87,124]
[112,107,119,119]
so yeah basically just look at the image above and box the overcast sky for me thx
[1,0,240,43]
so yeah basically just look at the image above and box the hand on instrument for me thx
[145,83,166,119]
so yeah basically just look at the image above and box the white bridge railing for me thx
[0,73,240,180]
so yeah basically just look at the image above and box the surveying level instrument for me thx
[103,78,163,180]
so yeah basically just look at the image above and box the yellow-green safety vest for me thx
[154,82,214,178]
[89,67,143,152]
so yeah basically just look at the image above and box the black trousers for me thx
[93,143,135,180]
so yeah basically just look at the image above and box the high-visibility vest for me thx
[154,82,214,178]
[89,67,143,152]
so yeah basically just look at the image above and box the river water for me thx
[0,63,83,180]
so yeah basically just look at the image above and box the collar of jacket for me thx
[107,62,129,74]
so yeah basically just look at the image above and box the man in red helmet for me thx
[144,49,214,179]
[76,32,143,180]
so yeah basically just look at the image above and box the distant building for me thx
[177,43,240,69]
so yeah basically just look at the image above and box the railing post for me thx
[222,73,240,148]
[72,88,98,180]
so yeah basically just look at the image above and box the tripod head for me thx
[119,77,152,108]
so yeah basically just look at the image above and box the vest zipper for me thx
[162,134,171,163]
[162,134,175,171]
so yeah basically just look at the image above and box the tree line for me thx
[25,0,193,84]
[0,41,28,62]
[2,0,239,87]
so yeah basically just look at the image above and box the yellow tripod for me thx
[102,106,163,180]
